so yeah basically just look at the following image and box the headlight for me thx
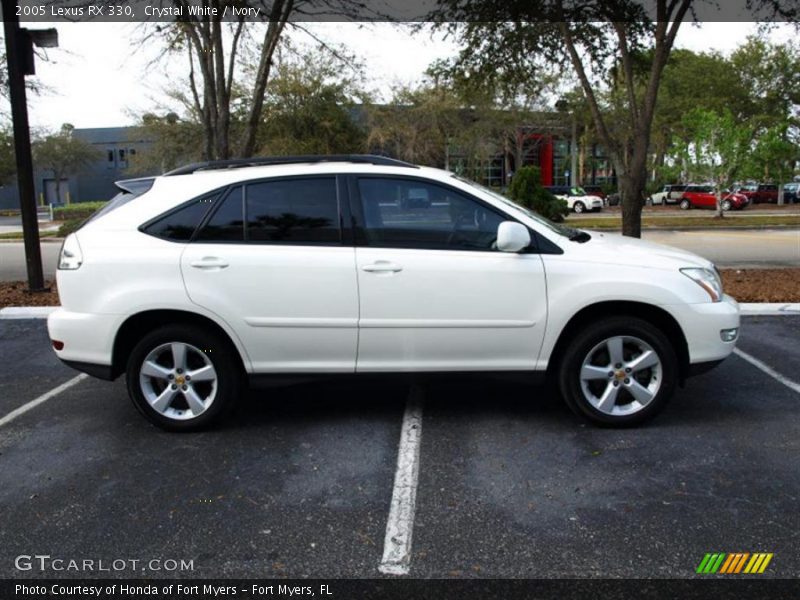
[58,234,83,270]
[681,267,722,302]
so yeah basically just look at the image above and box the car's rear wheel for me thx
[573,201,585,213]
[126,325,242,431]
[558,317,678,427]
[721,199,732,211]
[679,199,691,210]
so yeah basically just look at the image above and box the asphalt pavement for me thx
[1,317,799,579]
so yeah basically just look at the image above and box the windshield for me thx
[453,175,582,240]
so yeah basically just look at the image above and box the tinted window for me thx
[195,187,244,241]
[246,178,339,243]
[144,194,218,241]
[357,178,505,251]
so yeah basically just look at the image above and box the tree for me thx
[507,165,569,221]
[127,112,205,175]
[430,1,798,237]
[33,124,99,204]
[744,125,800,203]
[125,0,375,161]
[257,48,367,155]
[680,108,751,217]
[0,126,15,184]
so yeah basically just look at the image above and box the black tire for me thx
[679,199,691,210]
[557,317,678,427]
[573,201,585,214]
[721,200,732,211]
[126,324,243,432]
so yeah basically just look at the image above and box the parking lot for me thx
[1,316,799,579]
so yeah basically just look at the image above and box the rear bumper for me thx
[47,309,120,376]
[60,359,115,380]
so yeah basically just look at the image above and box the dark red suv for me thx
[679,185,749,211]
[735,184,779,204]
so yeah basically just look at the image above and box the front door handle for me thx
[190,257,229,270]
[362,261,403,273]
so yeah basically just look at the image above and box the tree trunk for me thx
[716,187,724,218]
[619,171,644,238]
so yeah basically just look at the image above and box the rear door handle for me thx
[362,261,403,273]
[190,257,229,270]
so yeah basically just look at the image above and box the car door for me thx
[181,176,359,373]
[350,175,548,372]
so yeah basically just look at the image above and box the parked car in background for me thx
[679,185,748,211]
[544,185,603,213]
[781,182,799,204]
[649,184,687,206]
[581,185,606,200]
[734,183,779,204]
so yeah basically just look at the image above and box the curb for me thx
[2,304,799,319]
[0,306,59,319]
[739,303,800,316]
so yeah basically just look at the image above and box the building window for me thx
[106,149,115,169]
[552,138,571,186]
[118,148,127,168]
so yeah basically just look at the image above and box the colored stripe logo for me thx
[696,553,773,574]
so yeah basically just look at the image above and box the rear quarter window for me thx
[142,193,220,241]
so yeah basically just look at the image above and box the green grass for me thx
[0,230,59,240]
[568,214,800,230]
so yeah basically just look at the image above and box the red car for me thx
[679,185,748,211]
[734,183,779,204]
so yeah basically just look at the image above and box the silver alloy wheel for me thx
[579,335,662,416]
[139,342,217,421]
[574,202,584,213]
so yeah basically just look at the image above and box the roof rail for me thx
[163,154,418,176]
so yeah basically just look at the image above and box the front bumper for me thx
[666,294,740,365]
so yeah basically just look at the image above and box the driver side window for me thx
[356,178,505,251]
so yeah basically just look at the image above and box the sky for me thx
[22,21,792,132]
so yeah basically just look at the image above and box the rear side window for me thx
[143,193,219,241]
[193,178,340,244]
[195,187,244,242]
[246,178,339,243]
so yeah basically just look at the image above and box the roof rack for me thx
[163,154,418,176]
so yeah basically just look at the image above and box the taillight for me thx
[58,234,83,270]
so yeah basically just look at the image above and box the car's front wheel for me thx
[721,199,732,211]
[558,317,678,427]
[126,325,242,431]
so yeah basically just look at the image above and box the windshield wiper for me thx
[569,230,592,243]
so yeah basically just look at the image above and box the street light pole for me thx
[2,0,46,291]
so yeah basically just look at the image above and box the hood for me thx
[568,231,713,270]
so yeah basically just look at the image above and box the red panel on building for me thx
[540,136,554,186]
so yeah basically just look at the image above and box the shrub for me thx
[507,166,569,222]
[53,201,107,221]
[58,218,84,238]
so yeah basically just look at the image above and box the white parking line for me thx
[734,348,800,394]
[378,385,425,576]
[0,374,88,428]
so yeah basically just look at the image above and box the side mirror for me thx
[496,221,531,253]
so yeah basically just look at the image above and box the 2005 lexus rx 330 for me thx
[48,155,740,431]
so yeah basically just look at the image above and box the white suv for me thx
[48,155,740,431]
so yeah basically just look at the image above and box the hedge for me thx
[58,218,86,237]
[53,201,108,221]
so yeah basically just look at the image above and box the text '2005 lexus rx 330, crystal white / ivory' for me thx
[49,155,739,431]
